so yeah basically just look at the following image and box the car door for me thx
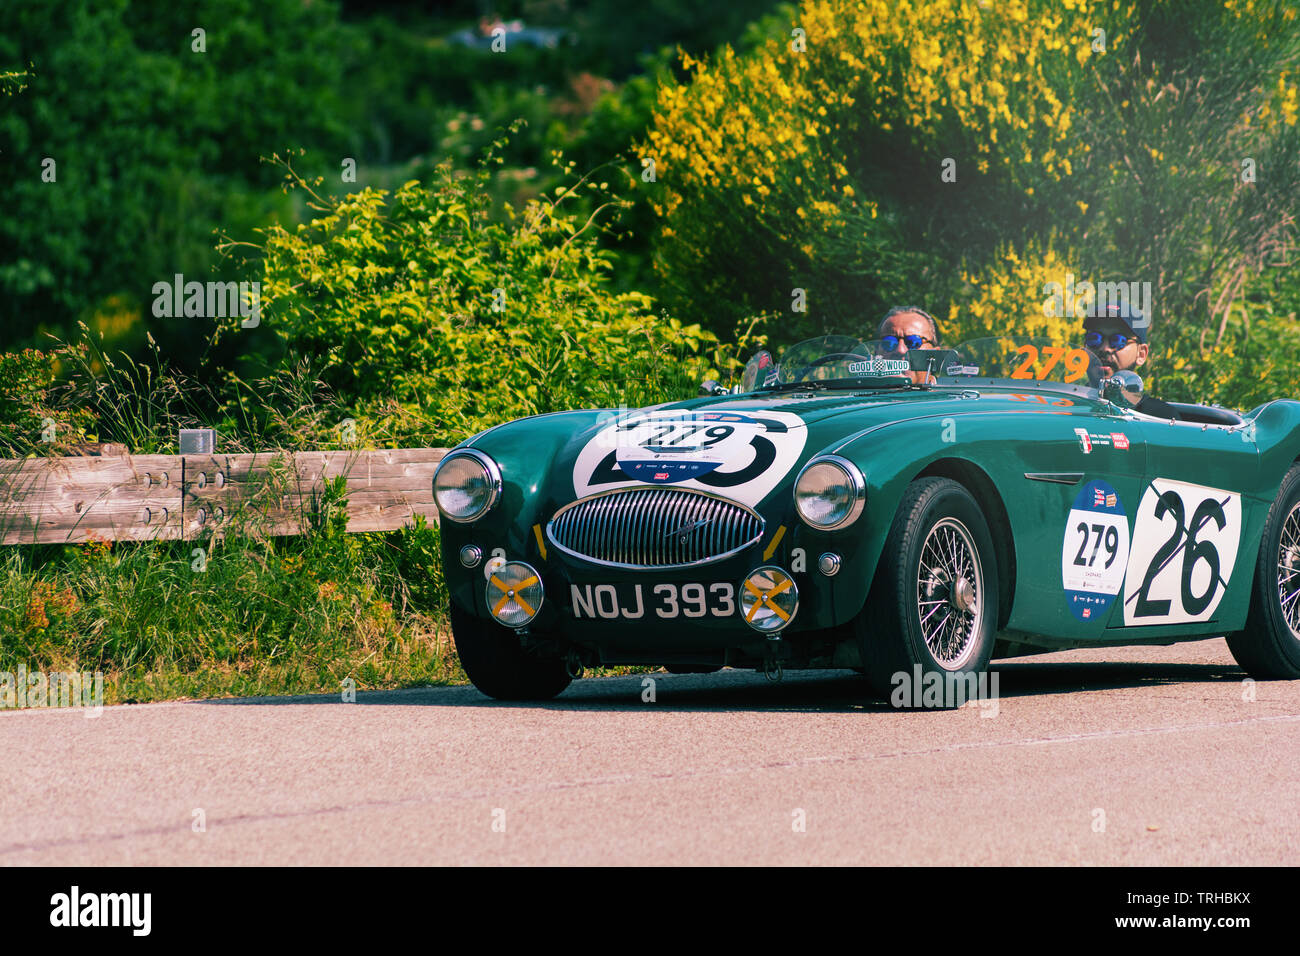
[1006,396,1149,638]
[1118,416,1260,630]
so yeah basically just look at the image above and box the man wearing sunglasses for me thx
[878,305,942,384]
[878,305,941,355]
[1083,301,1148,380]
[1082,300,1179,419]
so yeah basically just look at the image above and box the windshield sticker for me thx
[1061,480,1130,623]
[847,357,909,376]
[946,364,981,376]
[573,409,807,508]
[1121,479,1242,626]
[1010,344,1091,382]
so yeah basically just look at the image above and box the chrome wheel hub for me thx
[917,518,984,669]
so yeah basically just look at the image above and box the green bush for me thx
[0,347,95,456]
[225,144,722,447]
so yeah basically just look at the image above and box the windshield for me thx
[771,335,912,386]
[757,334,1106,391]
[932,336,1104,386]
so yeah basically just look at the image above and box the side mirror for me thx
[698,379,728,397]
[1102,369,1144,408]
[741,350,776,392]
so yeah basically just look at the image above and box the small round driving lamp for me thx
[485,561,544,627]
[740,566,799,633]
[794,455,866,531]
[433,450,502,524]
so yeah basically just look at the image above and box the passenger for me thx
[1083,301,1179,419]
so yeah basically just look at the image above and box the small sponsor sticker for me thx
[1075,428,1120,454]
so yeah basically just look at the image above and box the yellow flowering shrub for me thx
[645,0,1133,335]
[948,241,1086,345]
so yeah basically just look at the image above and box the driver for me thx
[1083,301,1179,419]
[878,305,942,384]
[878,305,941,355]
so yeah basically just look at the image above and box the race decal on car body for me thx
[1061,479,1130,622]
[1122,478,1243,626]
[572,408,807,508]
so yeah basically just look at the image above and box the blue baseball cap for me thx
[1084,300,1147,344]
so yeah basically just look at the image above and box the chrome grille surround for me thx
[547,487,765,570]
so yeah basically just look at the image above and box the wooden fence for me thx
[0,449,448,545]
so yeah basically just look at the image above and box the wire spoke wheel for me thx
[1277,502,1300,639]
[916,517,983,670]
[1226,463,1300,680]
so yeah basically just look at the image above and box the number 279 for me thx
[1074,522,1119,568]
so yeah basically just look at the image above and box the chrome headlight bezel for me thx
[433,449,502,524]
[793,455,867,531]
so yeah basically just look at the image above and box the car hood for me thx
[542,388,988,510]
[465,384,1090,514]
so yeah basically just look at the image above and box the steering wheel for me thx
[805,351,876,368]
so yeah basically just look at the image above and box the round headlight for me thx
[434,450,501,524]
[794,455,866,530]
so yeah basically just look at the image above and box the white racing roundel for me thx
[572,408,807,508]
[1121,478,1242,626]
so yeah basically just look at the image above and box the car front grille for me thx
[547,488,765,569]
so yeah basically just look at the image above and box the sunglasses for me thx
[880,334,934,352]
[1085,331,1137,350]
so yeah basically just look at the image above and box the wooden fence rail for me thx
[0,449,448,545]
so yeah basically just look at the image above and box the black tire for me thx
[1226,464,1300,679]
[450,604,572,701]
[858,477,999,707]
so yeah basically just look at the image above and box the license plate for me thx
[569,582,736,620]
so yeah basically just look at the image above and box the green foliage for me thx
[0,347,95,456]
[0,521,462,704]
[228,144,721,446]
[0,0,348,357]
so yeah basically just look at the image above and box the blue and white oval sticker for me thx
[573,409,807,508]
[1061,480,1130,623]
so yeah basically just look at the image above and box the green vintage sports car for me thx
[433,334,1300,701]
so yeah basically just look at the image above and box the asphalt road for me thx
[2,637,1297,865]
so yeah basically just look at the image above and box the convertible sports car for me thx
[433,334,1300,702]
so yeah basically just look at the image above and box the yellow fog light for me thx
[486,561,544,627]
[739,566,799,633]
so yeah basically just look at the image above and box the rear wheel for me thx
[1226,464,1300,679]
[450,604,572,700]
[859,477,999,706]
